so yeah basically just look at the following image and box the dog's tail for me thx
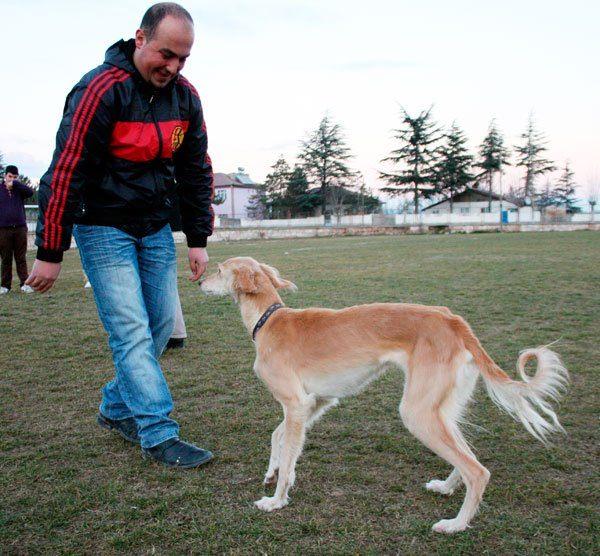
[452,318,569,443]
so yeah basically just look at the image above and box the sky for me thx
[2,0,599,203]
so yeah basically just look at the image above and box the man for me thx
[0,165,35,294]
[26,3,214,468]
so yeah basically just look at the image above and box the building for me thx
[212,168,260,219]
[422,187,518,215]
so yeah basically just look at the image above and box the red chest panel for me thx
[109,120,190,162]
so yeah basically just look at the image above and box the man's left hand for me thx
[188,247,209,281]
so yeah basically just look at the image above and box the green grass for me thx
[1,231,599,554]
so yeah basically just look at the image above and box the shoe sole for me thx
[97,415,141,445]
[141,450,214,469]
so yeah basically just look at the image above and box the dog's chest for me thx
[302,364,385,398]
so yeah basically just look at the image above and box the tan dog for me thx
[200,257,568,534]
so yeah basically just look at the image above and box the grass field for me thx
[1,231,599,554]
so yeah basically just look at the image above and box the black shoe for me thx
[97,413,140,445]
[142,438,213,468]
[165,338,185,350]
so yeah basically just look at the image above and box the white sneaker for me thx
[0,287,9,295]
[20,285,34,294]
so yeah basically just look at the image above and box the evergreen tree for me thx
[379,106,441,214]
[0,151,4,175]
[264,157,291,218]
[514,113,555,206]
[536,180,557,213]
[246,183,269,219]
[285,166,315,217]
[554,161,579,212]
[434,122,474,213]
[299,115,353,215]
[475,119,510,211]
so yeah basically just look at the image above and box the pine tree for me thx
[285,166,315,217]
[434,122,474,213]
[299,115,353,215]
[379,106,441,214]
[475,120,510,211]
[554,161,579,212]
[246,183,269,219]
[514,113,555,206]
[536,180,557,214]
[264,157,291,218]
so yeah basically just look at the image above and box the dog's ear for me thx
[259,264,298,292]
[233,266,259,294]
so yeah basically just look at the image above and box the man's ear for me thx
[259,264,297,291]
[134,28,146,48]
[233,266,258,294]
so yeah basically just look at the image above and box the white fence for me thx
[24,205,600,233]
[218,208,600,228]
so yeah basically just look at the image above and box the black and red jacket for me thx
[36,39,214,263]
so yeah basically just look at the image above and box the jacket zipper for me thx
[149,95,163,159]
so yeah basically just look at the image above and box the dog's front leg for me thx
[264,420,284,485]
[255,396,314,512]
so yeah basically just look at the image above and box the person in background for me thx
[0,165,35,294]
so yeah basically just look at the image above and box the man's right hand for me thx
[26,260,62,293]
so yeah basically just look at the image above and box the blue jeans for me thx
[73,224,179,448]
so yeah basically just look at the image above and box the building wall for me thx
[212,186,257,219]
[425,200,517,214]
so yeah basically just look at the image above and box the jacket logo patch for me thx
[171,126,185,152]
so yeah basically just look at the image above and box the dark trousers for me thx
[0,226,29,289]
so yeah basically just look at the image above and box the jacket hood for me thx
[104,39,137,74]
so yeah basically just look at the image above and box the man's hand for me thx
[25,259,62,293]
[188,247,209,282]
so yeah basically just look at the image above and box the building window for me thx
[460,207,470,214]
[432,209,440,214]
[481,207,491,213]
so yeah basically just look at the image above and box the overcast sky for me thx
[2,0,599,201]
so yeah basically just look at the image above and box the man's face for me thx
[4,172,17,187]
[134,15,194,88]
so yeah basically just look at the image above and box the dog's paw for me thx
[425,479,455,495]
[263,471,278,485]
[254,496,288,512]
[431,518,468,534]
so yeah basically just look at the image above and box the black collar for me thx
[252,303,284,341]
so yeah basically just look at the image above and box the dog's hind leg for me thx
[424,363,478,497]
[400,348,489,534]
[255,393,316,512]
[425,468,462,495]
[263,397,338,485]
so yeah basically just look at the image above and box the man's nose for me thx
[166,59,179,75]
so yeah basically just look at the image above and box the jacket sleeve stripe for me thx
[44,68,129,250]
[45,68,119,250]
[178,75,200,98]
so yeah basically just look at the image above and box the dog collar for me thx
[252,303,284,341]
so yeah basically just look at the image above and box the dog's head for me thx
[200,257,297,299]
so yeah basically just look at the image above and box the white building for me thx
[422,187,518,215]
[212,167,259,219]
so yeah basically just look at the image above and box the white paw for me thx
[254,496,288,512]
[263,472,278,485]
[432,518,468,534]
[425,479,455,495]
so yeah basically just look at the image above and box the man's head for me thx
[4,165,18,186]
[133,3,194,89]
